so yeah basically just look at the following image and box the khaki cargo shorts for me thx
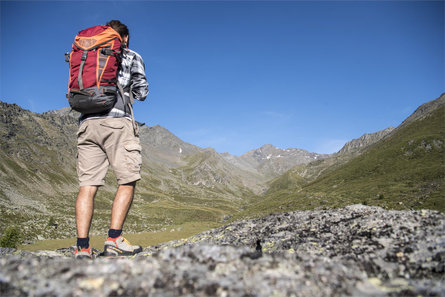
[77,118,142,186]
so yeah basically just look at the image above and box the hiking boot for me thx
[74,245,94,259]
[103,235,142,257]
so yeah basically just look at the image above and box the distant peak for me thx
[337,127,395,155]
[259,144,277,151]
[399,93,445,128]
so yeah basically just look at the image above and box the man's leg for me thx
[76,185,98,239]
[102,118,142,256]
[104,181,142,256]
[110,182,136,230]
[75,119,108,258]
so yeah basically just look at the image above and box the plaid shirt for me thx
[80,48,148,121]
[118,48,149,101]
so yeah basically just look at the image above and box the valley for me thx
[0,93,443,246]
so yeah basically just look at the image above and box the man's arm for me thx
[130,52,149,101]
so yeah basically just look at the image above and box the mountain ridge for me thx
[1,93,443,243]
[240,93,445,219]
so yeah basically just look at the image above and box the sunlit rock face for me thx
[1,205,444,297]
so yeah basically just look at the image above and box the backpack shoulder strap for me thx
[117,82,138,136]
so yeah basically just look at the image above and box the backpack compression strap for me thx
[78,51,88,89]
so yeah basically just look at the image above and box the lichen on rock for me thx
[0,205,444,296]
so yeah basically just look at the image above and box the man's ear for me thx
[122,35,129,48]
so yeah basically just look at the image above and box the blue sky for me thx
[1,1,443,155]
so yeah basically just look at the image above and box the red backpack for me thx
[66,25,123,114]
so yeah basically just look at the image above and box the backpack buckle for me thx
[81,51,88,61]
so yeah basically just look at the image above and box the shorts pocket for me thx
[124,141,142,172]
[100,120,125,129]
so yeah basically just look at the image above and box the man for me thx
[74,20,148,259]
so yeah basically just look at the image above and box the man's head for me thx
[106,20,129,47]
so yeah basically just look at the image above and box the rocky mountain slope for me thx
[337,127,395,155]
[245,93,445,218]
[224,144,329,179]
[0,102,265,241]
[1,100,333,242]
[1,93,443,244]
[1,205,444,296]
[264,126,397,194]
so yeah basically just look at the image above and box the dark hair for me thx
[106,20,130,46]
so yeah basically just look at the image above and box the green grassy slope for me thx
[238,103,444,219]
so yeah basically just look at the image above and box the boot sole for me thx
[103,245,142,257]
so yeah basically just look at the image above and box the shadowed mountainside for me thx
[0,103,264,241]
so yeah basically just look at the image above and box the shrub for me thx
[48,216,57,228]
[0,225,22,248]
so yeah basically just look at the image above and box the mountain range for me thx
[0,93,443,243]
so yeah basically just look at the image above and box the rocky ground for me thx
[1,205,444,297]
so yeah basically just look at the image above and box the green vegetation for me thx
[235,105,445,219]
[0,226,22,248]
[20,221,220,251]
[47,217,57,227]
